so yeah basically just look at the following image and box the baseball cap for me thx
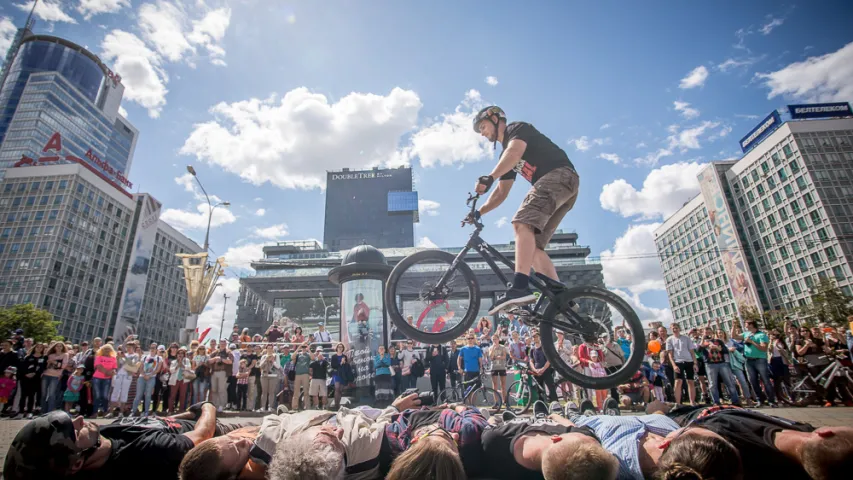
[4,411,79,479]
[314,346,324,352]
[14,329,24,335]
[157,345,166,352]
[229,343,237,350]
[6,366,17,374]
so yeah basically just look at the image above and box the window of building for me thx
[805,275,814,288]
[757,220,766,233]
[797,217,808,232]
[833,265,846,281]
[804,193,814,207]
[810,252,822,267]
[767,213,777,227]
[774,267,782,280]
[757,184,766,195]
[778,168,788,182]
[782,145,793,158]
[747,191,755,202]
[816,228,828,242]
[773,192,783,205]
[779,246,789,259]
[767,176,776,189]
[790,160,800,173]
[763,272,772,283]
[769,251,777,263]
[790,200,801,214]
[798,258,809,272]
[752,170,760,182]
[796,176,807,191]
[810,210,821,225]
[825,246,837,261]
[784,225,795,237]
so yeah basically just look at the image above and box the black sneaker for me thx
[532,400,549,419]
[603,398,621,416]
[579,399,596,416]
[501,410,517,422]
[489,287,537,315]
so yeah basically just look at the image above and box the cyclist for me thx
[470,106,580,314]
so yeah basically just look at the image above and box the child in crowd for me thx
[236,359,250,411]
[649,360,667,402]
[64,365,85,412]
[587,350,608,409]
[0,367,17,407]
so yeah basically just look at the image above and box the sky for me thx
[1,0,852,338]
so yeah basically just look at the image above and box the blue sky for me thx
[2,0,852,335]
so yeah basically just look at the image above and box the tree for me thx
[799,278,853,326]
[0,304,62,343]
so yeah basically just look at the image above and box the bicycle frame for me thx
[792,358,851,395]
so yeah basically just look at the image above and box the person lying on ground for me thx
[480,414,619,480]
[4,402,251,480]
[179,393,423,480]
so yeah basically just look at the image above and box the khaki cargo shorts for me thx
[512,166,579,250]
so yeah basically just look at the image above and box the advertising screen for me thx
[740,111,782,153]
[341,278,385,387]
[788,102,853,120]
[697,166,762,318]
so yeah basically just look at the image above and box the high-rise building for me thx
[655,107,853,330]
[0,29,137,183]
[323,167,418,251]
[0,162,199,345]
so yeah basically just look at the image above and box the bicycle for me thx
[385,193,645,389]
[787,353,853,407]
[437,371,502,410]
[505,364,549,414]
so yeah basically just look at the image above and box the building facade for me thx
[656,113,853,330]
[0,163,199,345]
[236,232,604,337]
[0,33,136,183]
[323,167,418,251]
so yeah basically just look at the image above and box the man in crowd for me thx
[664,324,697,406]
[400,339,421,389]
[266,322,285,343]
[210,340,234,412]
[312,323,332,344]
[228,342,242,410]
[4,402,245,479]
[740,320,778,407]
[458,333,484,389]
[617,370,650,411]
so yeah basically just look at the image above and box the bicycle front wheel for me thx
[468,387,502,411]
[385,250,480,344]
[540,286,645,389]
[437,387,461,404]
[506,379,532,414]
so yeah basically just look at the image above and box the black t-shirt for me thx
[72,417,197,480]
[481,418,598,479]
[244,353,261,377]
[310,360,328,380]
[671,406,814,480]
[499,122,575,184]
[20,354,45,378]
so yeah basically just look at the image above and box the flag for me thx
[198,326,212,344]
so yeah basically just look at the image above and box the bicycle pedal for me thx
[506,305,535,317]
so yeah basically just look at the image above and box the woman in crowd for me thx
[389,344,402,396]
[41,341,69,413]
[509,330,526,366]
[795,326,853,406]
[555,331,576,403]
[259,344,281,411]
[488,333,508,404]
[427,344,448,400]
[769,329,794,403]
[108,342,139,417]
[329,343,348,410]
[18,342,45,419]
[191,344,210,404]
[168,347,192,413]
[240,328,252,347]
[92,343,117,417]
[727,321,756,406]
[151,345,167,413]
[291,326,305,345]
[474,317,492,340]
[375,344,394,404]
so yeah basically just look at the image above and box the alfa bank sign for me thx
[13,132,133,189]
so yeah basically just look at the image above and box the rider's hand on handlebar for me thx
[463,209,481,225]
[475,175,494,194]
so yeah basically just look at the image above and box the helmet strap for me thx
[491,115,500,150]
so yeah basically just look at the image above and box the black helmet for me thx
[4,411,80,479]
[472,105,506,133]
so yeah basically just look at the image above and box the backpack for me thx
[410,357,425,378]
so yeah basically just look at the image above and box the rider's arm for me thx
[488,139,527,180]
[182,403,217,446]
[479,179,513,216]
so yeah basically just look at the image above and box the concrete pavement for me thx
[1,408,852,476]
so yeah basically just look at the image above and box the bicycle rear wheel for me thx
[438,387,461,404]
[506,379,532,414]
[540,286,645,389]
[385,250,481,344]
[468,386,502,411]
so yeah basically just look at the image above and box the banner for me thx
[740,111,782,153]
[697,166,762,318]
[341,278,384,388]
[113,194,161,339]
[788,102,852,120]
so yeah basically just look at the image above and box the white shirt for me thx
[313,330,332,343]
[231,349,241,376]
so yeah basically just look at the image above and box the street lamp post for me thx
[186,165,230,252]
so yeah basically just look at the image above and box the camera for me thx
[402,388,435,406]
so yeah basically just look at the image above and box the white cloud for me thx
[715,126,733,139]
[181,87,422,189]
[197,277,240,342]
[174,173,195,192]
[598,153,621,164]
[633,148,673,167]
[253,223,288,239]
[600,123,612,130]
[0,17,16,56]
[100,30,169,118]
[187,7,231,66]
[254,208,265,217]
[667,121,719,151]
[600,223,666,295]
[485,76,498,86]
[253,197,263,202]
[734,27,752,52]
[568,136,607,152]
[679,65,709,89]
[138,1,194,63]
[223,242,264,271]
[673,101,700,119]
[160,202,237,231]
[635,142,647,149]
[760,17,784,35]
[77,0,129,20]
[611,288,672,326]
[495,216,508,228]
[600,161,706,220]
[417,236,438,249]
[755,42,853,103]
[15,0,76,24]
[734,113,760,120]
[393,89,493,168]
[117,104,128,118]
[717,57,760,72]
[418,199,440,217]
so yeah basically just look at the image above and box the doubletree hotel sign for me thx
[13,131,133,190]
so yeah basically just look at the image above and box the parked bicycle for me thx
[437,372,502,410]
[385,193,645,389]
[787,353,853,407]
[504,364,550,414]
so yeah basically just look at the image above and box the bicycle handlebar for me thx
[461,193,483,228]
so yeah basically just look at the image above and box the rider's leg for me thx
[513,222,537,281]
[532,248,558,280]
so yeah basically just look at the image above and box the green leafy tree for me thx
[0,304,62,343]
[799,278,853,326]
